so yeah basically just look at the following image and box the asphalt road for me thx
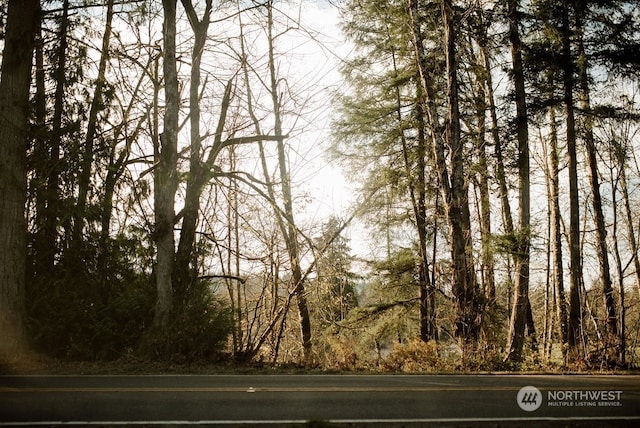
[0,374,639,426]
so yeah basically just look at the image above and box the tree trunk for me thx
[610,154,626,366]
[505,0,533,364]
[266,1,312,362]
[477,11,514,305]
[32,16,49,282]
[575,0,618,362]
[561,0,585,360]
[174,0,212,303]
[469,11,496,320]
[153,0,180,332]
[548,105,569,362]
[74,0,115,245]
[390,13,435,342]
[409,0,481,352]
[442,0,481,350]
[39,0,70,278]
[618,148,640,304]
[0,0,40,357]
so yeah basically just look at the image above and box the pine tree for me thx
[0,0,40,359]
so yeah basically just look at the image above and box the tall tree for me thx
[153,0,180,332]
[575,0,618,364]
[504,0,534,363]
[548,104,569,361]
[406,0,437,343]
[439,0,482,350]
[265,0,312,361]
[0,0,41,358]
[33,0,71,281]
[173,0,213,305]
[560,0,585,360]
[73,0,116,246]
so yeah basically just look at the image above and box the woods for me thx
[1,0,639,371]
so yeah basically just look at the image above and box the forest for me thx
[0,0,639,372]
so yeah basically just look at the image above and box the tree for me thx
[152,0,180,333]
[0,0,41,359]
[314,217,359,326]
[575,0,618,363]
[438,0,483,350]
[173,0,213,307]
[334,0,441,346]
[559,0,586,361]
[73,0,116,247]
[504,0,534,363]
[261,0,313,361]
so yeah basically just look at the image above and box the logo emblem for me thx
[517,386,542,411]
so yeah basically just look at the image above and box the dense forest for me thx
[1,0,639,371]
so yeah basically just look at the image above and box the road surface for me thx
[0,374,639,426]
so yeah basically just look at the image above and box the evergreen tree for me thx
[0,0,40,361]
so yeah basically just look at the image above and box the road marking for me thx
[1,384,639,393]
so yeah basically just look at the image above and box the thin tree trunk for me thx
[266,0,312,362]
[388,23,434,341]
[469,14,496,321]
[98,61,149,289]
[239,12,288,361]
[619,153,640,303]
[74,0,115,245]
[41,0,70,275]
[0,0,40,357]
[561,0,585,360]
[575,0,618,362]
[548,105,569,362]
[477,13,514,305]
[505,0,533,363]
[609,156,626,366]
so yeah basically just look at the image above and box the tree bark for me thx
[442,0,481,349]
[548,105,569,362]
[477,13,514,310]
[561,0,585,359]
[469,12,496,310]
[504,0,533,363]
[0,0,40,357]
[153,0,180,332]
[174,0,213,303]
